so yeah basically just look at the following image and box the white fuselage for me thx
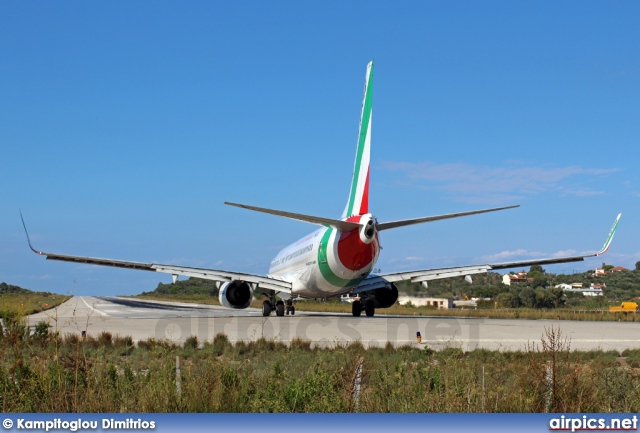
[268,217,381,298]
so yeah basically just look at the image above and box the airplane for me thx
[21,61,621,318]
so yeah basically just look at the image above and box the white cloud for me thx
[480,249,544,262]
[561,189,604,197]
[404,256,424,261]
[8,274,55,281]
[552,249,577,258]
[380,160,619,204]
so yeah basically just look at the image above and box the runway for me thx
[27,296,640,352]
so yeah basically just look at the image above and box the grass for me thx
[2,322,640,413]
[0,292,69,317]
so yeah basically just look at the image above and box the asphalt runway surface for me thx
[27,296,640,351]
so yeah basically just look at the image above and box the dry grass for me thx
[0,292,69,317]
[2,320,640,413]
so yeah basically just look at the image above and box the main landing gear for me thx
[262,300,272,316]
[351,299,375,317]
[262,292,295,317]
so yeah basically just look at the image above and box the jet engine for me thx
[358,213,376,244]
[362,283,399,309]
[219,281,253,309]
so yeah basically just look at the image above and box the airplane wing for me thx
[377,213,621,285]
[20,213,292,293]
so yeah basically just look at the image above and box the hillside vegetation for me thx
[397,264,640,309]
[0,283,69,318]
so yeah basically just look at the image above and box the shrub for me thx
[290,337,312,351]
[98,331,113,346]
[211,333,231,355]
[137,338,156,351]
[64,333,80,345]
[33,321,50,343]
[183,335,198,350]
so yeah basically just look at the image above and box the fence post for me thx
[545,360,553,412]
[351,356,364,412]
[176,356,182,396]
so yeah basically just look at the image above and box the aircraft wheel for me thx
[352,300,362,317]
[291,306,295,316]
[365,300,375,317]
[262,300,272,317]
[276,300,285,317]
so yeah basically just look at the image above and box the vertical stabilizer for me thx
[342,61,373,219]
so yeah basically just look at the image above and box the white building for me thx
[502,272,529,286]
[397,296,453,309]
[555,283,604,297]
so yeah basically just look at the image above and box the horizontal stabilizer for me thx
[224,202,361,231]
[376,205,520,231]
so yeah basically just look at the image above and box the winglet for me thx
[19,210,44,255]
[596,213,621,256]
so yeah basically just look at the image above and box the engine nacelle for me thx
[219,281,254,309]
[362,283,399,309]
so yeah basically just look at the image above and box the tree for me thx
[519,288,536,308]
[531,274,549,289]
[534,288,551,308]
[636,261,640,271]
[497,291,520,308]
[549,287,566,308]
[530,265,545,274]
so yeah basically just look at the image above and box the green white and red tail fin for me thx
[342,61,373,219]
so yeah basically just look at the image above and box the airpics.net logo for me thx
[2,418,156,431]
[549,415,638,432]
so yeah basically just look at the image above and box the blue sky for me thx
[2,1,639,296]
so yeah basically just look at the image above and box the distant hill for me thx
[0,281,58,297]
[0,282,35,295]
[552,268,640,301]
[0,283,65,316]
[398,267,640,307]
[139,278,220,297]
[396,271,505,299]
